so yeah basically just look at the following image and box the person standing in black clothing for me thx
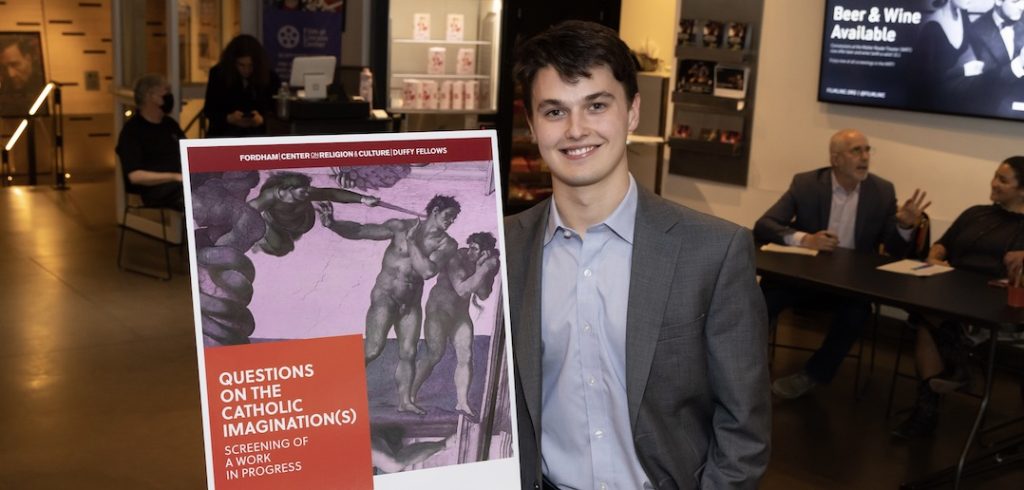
[115,73,185,210]
[203,34,280,138]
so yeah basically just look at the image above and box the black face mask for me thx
[160,93,175,113]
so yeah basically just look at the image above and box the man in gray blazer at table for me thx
[505,21,770,490]
[754,129,929,399]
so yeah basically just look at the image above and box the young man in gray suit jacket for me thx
[754,129,929,399]
[505,20,770,490]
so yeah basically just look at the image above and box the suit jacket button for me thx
[533,482,540,490]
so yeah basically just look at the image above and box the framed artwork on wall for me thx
[0,32,47,117]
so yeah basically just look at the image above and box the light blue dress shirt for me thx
[540,175,651,490]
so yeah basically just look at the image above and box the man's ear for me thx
[627,93,641,133]
[525,113,537,143]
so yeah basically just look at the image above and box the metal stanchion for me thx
[53,84,67,190]
[1,149,10,187]
[1,82,58,188]
[2,118,27,186]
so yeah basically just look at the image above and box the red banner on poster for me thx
[204,335,372,490]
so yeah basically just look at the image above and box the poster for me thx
[0,32,46,117]
[182,130,520,489]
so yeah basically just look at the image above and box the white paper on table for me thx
[876,259,954,277]
[759,243,819,256]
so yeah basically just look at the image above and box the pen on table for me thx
[911,263,932,270]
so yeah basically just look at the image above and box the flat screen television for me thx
[818,0,1024,122]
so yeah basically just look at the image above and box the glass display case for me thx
[386,0,501,115]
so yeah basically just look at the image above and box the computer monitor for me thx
[289,55,337,88]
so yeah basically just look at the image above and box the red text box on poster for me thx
[204,335,372,490]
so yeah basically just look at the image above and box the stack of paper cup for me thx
[427,47,446,75]
[422,80,439,109]
[403,79,422,109]
[413,13,431,40]
[465,80,479,110]
[439,81,453,110]
[451,80,465,110]
[456,48,476,75]
[446,14,465,41]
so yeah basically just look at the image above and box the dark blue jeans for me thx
[761,279,871,384]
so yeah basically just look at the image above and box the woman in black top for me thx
[203,34,280,137]
[895,156,1024,438]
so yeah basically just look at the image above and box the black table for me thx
[756,247,1024,489]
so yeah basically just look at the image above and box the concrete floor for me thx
[0,179,1021,489]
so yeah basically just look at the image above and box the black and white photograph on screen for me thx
[819,0,1024,121]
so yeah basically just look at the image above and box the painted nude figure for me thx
[317,195,461,414]
[411,232,500,416]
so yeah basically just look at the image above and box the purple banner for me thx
[262,6,344,83]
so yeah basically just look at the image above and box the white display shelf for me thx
[391,73,490,79]
[388,107,496,115]
[393,39,491,45]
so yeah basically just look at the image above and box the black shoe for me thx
[891,382,939,439]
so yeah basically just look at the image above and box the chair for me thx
[897,336,1024,489]
[879,213,937,415]
[769,215,933,400]
[115,161,183,280]
[767,302,877,400]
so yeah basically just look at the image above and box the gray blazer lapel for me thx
[511,201,549,436]
[625,188,683,427]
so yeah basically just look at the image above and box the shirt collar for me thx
[544,174,639,245]
[830,171,860,196]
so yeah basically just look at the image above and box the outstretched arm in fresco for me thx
[316,201,404,241]
[248,183,377,212]
[246,173,379,256]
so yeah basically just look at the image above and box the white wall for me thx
[625,0,1023,237]
[619,0,676,77]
